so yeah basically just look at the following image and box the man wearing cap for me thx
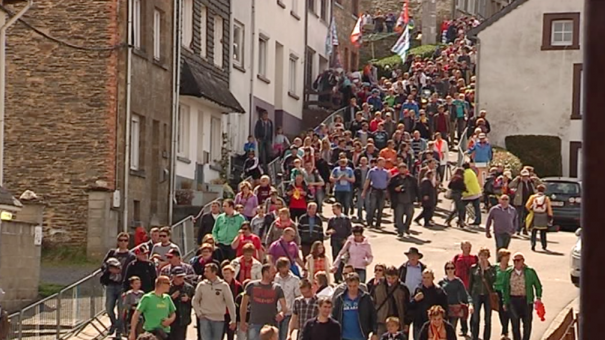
[402,95,419,118]
[363,157,390,229]
[192,263,237,340]
[509,169,539,235]
[159,249,197,285]
[466,133,493,186]
[366,89,383,112]
[169,267,195,340]
[398,247,427,293]
[123,244,157,293]
[485,195,518,254]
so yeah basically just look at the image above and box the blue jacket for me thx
[468,142,493,163]
[402,101,420,118]
[366,96,383,111]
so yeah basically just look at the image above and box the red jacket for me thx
[453,253,478,289]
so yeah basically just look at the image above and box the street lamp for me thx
[0,0,32,185]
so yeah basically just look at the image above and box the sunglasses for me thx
[375,268,384,272]
[118,239,129,242]
[513,259,523,262]
[446,267,455,270]
[159,235,168,238]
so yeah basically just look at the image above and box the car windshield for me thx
[545,182,581,195]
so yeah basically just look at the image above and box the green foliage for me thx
[505,135,563,177]
[38,283,66,298]
[219,132,231,183]
[491,147,523,177]
[374,44,444,69]
[41,245,96,266]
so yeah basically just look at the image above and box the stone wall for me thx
[360,34,400,65]
[360,0,455,28]
[334,1,367,72]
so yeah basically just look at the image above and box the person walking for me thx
[525,185,553,251]
[297,203,325,258]
[287,279,319,340]
[128,276,176,340]
[332,225,374,282]
[502,252,543,340]
[330,158,356,215]
[123,245,158,294]
[398,247,427,293]
[508,169,537,235]
[438,261,472,335]
[417,306,457,340]
[300,298,341,340]
[222,265,243,340]
[468,247,496,340]
[495,249,512,340]
[388,163,419,237]
[168,267,195,340]
[266,228,305,274]
[305,241,332,284]
[332,273,378,340]
[414,170,437,227]
[373,266,411,336]
[213,199,247,261]
[326,203,352,282]
[362,157,390,229]
[159,249,197,285]
[451,241,477,336]
[254,110,274,167]
[274,258,302,340]
[151,227,181,263]
[366,264,386,297]
[409,269,449,340]
[197,201,221,245]
[461,162,482,226]
[240,264,288,340]
[192,263,237,340]
[445,168,467,228]
[353,156,370,223]
[485,195,519,254]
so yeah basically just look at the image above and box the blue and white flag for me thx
[326,17,339,56]
[391,24,410,62]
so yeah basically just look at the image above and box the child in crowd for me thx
[244,135,256,154]
[250,205,266,237]
[122,276,144,337]
[273,126,290,156]
[381,316,407,340]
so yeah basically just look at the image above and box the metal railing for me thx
[7,199,218,340]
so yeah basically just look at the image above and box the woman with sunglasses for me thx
[366,263,386,296]
[439,261,472,336]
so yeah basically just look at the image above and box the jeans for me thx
[530,229,547,249]
[105,285,123,335]
[355,268,366,282]
[456,117,466,140]
[334,190,353,215]
[495,233,512,253]
[258,139,272,168]
[447,195,465,225]
[331,239,345,282]
[516,205,528,233]
[437,164,446,182]
[356,190,369,220]
[471,294,492,340]
[367,189,386,228]
[200,318,225,340]
[247,323,265,340]
[394,203,415,234]
[462,198,482,225]
[170,323,188,340]
[509,297,533,340]
[277,315,292,340]
[497,291,510,336]
[315,189,325,214]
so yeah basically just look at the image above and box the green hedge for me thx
[505,135,562,177]
[491,147,523,177]
[374,44,443,69]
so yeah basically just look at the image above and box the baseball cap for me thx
[134,244,149,255]
[166,249,181,258]
[106,258,122,268]
[521,169,530,176]
[171,266,186,276]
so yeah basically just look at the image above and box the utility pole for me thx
[421,0,437,45]
[0,0,33,185]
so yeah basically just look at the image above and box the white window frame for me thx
[551,20,574,46]
[289,54,298,94]
[133,0,141,49]
[292,0,299,15]
[182,0,193,49]
[468,0,476,14]
[233,21,245,68]
[130,115,140,170]
[200,5,207,58]
[258,36,268,77]
[210,117,222,163]
[214,16,224,67]
[320,0,328,21]
[178,104,190,158]
[153,9,161,60]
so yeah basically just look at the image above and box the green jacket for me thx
[468,264,496,297]
[212,213,246,245]
[502,265,543,305]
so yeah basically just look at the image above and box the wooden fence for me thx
[544,308,579,340]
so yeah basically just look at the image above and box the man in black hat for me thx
[123,244,157,293]
[160,249,197,285]
[397,247,427,293]
[169,267,195,340]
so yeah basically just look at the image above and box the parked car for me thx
[570,228,581,287]
[542,177,582,231]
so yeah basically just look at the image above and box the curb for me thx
[540,296,579,340]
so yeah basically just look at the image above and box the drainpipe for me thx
[303,0,308,88]
[0,0,33,185]
[169,0,181,224]
[248,0,256,129]
[123,0,134,232]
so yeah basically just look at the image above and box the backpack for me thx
[532,195,547,213]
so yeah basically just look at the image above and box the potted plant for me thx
[175,180,194,205]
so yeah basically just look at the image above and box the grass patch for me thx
[41,245,97,266]
[38,282,66,298]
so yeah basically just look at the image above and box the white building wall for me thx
[254,0,306,119]
[307,0,330,81]
[476,0,584,176]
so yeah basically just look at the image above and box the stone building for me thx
[3,0,174,255]
[334,0,362,72]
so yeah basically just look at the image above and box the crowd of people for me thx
[98,14,555,340]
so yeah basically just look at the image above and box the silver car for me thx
[570,228,581,287]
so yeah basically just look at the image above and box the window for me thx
[200,5,207,57]
[320,0,328,21]
[308,0,315,14]
[153,9,162,60]
[305,48,315,86]
[542,13,580,50]
[214,16,224,67]
[133,0,141,49]
[258,36,268,77]
[569,142,582,178]
[233,21,245,68]
[210,117,222,163]
[130,115,141,170]
[178,104,190,157]
[289,54,298,95]
[571,63,583,119]
[468,0,476,14]
[182,0,193,48]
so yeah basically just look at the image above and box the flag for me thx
[325,17,339,56]
[395,0,409,32]
[350,16,362,47]
[391,24,410,62]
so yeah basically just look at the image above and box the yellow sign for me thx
[0,211,12,221]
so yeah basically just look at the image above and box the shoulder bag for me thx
[481,271,500,311]
[278,241,302,277]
